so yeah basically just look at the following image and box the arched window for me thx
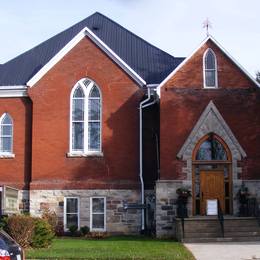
[70,79,102,155]
[195,135,228,161]
[88,85,101,151]
[0,113,13,154]
[203,49,218,88]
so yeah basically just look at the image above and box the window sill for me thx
[66,152,104,158]
[90,229,106,232]
[0,153,15,159]
[203,86,218,89]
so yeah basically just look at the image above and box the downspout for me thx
[139,87,157,231]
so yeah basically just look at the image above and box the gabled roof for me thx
[0,12,184,86]
[157,35,260,96]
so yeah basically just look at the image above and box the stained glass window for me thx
[70,79,101,153]
[196,136,227,160]
[88,85,101,151]
[72,86,85,151]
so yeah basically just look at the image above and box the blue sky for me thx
[0,0,259,77]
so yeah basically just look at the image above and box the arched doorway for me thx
[192,133,232,215]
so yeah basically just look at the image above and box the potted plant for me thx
[176,187,191,218]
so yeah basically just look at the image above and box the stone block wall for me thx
[155,180,192,238]
[30,189,142,234]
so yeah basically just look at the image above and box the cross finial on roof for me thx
[203,18,212,37]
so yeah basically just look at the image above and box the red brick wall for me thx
[164,39,253,89]
[28,37,143,190]
[160,39,260,180]
[0,98,32,189]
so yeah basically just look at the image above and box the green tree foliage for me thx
[256,71,260,83]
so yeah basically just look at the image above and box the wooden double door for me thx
[200,170,225,215]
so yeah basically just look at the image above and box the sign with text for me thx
[1,186,19,214]
[206,199,218,215]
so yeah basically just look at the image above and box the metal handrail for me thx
[177,202,185,239]
[217,199,224,237]
[181,215,185,239]
[253,199,260,226]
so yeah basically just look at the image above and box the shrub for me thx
[80,226,90,236]
[31,218,55,248]
[86,232,108,239]
[68,225,78,236]
[55,221,64,236]
[41,209,58,233]
[0,215,8,231]
[7,215,35,248]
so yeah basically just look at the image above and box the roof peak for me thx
[0,12,183,85]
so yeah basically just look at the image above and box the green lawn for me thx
[26,236,194,260]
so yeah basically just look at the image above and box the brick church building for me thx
[0,12,259,238]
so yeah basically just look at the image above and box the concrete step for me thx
[177,217,260,243]
[184,232,222,238]
[225,225,259,232]
[183,236,260,243]
[224,231,260,237]
[224,219,258,226]
[184,226,221,233]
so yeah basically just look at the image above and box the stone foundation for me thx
[155,180,192,238]
[155,179,258,238]
[29,189,142,234]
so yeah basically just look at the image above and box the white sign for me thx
[207,199,218,215]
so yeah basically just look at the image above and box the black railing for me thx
[181,215,185,239]
[177,203,186,239]
[253,199,260,226]
[217,199,224,237]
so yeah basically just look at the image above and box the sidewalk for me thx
[185,242,260,260]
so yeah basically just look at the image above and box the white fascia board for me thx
[0,85,28,97]
[209,36,260,89]
[85,27,146,86]
[27,28,86,87]
[156,35,260,97]
[156,36,210,97]
[27,27,146,88]
[147,84,159,88]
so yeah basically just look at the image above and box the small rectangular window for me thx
[90,197,106,231]
[64,197,79,230]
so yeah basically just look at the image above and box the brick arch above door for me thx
[176,100,246,182]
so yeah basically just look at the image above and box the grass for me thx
[26,236,194,260]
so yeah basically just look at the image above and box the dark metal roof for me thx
[0,12,184,86]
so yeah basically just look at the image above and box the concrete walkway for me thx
[185,242,260,260]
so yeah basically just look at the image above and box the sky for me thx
[0,0,259,77]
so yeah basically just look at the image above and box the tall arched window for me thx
[70,79,102,155]
[88,85,101,151]
[0,113,13,154]
[203,49,218,88]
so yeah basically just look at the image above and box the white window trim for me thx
[64,197,80,231]
[203,48,218,89]
[0,113,14,157]
[69,78,102,156]
[90,197,106,232]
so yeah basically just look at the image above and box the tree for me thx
[256,71,260,83]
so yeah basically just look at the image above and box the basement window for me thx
[90,197,106,231]
[64,197,79,231]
